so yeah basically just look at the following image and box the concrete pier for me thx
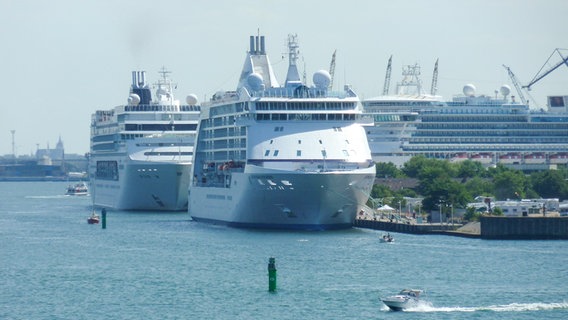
[354,218,460,235]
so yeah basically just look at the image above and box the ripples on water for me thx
[1,182,567,320]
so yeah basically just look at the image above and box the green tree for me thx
[401,156,430,178]
[531,170,568,200]
[370,184,393,200]
[492,207,504,216]
[464,177,493,199]
[493,170,528,200]
[375,162,404,178]
[457,160,486,181]
[464,206,482,221]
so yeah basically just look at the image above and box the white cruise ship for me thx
[89,69,200,211]
[363,63,444,166]
[188,34,376,230]
[363,62,568,168]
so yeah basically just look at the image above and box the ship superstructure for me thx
[363,62,568,168]
[188,34,375,230]
[89,69,200,210]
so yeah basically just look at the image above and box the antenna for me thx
[10,130,16,162]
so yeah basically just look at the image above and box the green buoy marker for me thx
[268,257,277,292]
[101,208,107,229]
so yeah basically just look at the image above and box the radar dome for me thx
[500,85,511,97]
[463,84,476,97]
[186,94,198,105]
[247,73,264,91]
[313,70,331,89]
[128,93,140,105]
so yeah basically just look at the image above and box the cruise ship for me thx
[363,63,444,166]
[89,69,201,211]
[363,62,568,168]
[188,34,376,230]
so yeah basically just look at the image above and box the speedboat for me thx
[87,212,100,224]
[66,182,88,196]
[381,289,422,311]
[380,234,394,243]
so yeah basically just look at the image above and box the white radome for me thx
[500,85,511,97]
[128,93,140,105]
[463,84,476,97]
[313,70,331,89]
[186,94,198,105]
[247,73,264,91]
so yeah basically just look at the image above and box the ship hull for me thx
[189,166,375,230]
[92,161,190,211]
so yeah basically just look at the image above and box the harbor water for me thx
[1,182,567,319]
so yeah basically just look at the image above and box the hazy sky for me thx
[1,0,566,156]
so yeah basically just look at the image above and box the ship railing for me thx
[252,87,355,99]
[120,104,201,112]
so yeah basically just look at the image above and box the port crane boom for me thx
[382,55,392,95]
[430,58,439,95]
[523,48,568,90]
[328,50,336,90]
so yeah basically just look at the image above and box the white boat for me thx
[188,34,376,230]
[66,182,88,196]
[381,289,422,311]
[380,233,394,243]
[89,69,200,211]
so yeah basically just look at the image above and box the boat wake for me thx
[25,195,69,199]
[403,301,568,313]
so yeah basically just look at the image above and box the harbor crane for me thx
[523,48,568,90]
[430,58,439,95]
[382,55,392,95]
[503,64,538,107]
[328,50,336,90]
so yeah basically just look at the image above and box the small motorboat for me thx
[380,233,394,243]
[66,182,89,196]
[381,289,422,311]
[87,212,100,224]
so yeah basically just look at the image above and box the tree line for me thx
[371,156,568,212]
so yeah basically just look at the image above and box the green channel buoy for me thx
[268,257,277,292]
[101,208,107,229]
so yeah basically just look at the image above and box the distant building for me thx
[35,136,65,161]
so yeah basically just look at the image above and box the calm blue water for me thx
[1,182,567,320]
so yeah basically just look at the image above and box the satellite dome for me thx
[463,84,476,97]
[247,73,264,91]
[500,85,511,97]
[128,93,140,105]
[313,70,331,89]
[186,94,198,105]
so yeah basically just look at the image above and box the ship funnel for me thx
[260,36,265,54]
[249,35,265,54]
[132,71,147,88]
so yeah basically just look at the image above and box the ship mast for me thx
[285,34,302,87]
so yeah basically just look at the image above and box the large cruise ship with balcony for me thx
[188,34,376,230]
[363,62,568,168]
[89,69,200,211]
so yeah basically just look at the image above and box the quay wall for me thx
[480,216,568,240]
[353,219,457,234]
